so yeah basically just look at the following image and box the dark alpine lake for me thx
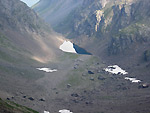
[73,44,92,55]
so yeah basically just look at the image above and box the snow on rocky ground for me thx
[59,109,73,113]
[44,111,50,113]
[104,65,128,75]
[104,65,142,83]
[125,77,141,83]
[59,41,77,53]
[37,68,57,73]
[44,109,73,113]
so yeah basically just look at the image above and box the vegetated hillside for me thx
[0,98,38,113]
[0,0,64,111]
[0,0,63,64]
[33,0,84,27]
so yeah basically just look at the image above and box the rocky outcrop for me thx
[108,0,150,55]
[95,10,104,32]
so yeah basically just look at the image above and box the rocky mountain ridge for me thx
[34,0,150,58]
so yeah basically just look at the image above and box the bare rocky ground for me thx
[0,53,150,113]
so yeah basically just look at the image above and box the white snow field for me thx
[59,41,77,53]
[37,68,57,73]
[59,109,73,113]
[44,111,50,113]
[104,65,128,75]
[125,77,141,83]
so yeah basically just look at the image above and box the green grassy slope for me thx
[0,98,38,113]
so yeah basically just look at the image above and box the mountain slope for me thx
[0,0,65,112]
[1,0,150,113]
[34,0,150,62]
[0,98,38,113]
[0,0,63,63]
[33,0,150,95]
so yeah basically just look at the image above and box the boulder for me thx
[85,101,92,105]
[72,99,79,103]
[39,98,45,101]
[23,96,26,98]
[90,77,94,81]
[139,83,149,89]
[142,83,149,88]
[67,84,71,88]
[98,76,105,80]
[28,97,34,101]
[144,50,150,62]
[97,70,101,73]
[71,93,79,97]
[7,98,10,100]
[82,73,87,76]
[52,88,57,90]
[11,97,14,99]
[74,66,77,69]
[88,71,94,74]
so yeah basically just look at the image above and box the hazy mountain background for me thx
[33,0,84,27]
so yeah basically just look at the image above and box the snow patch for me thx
[44,111,50,113]
[104,65,143,84]
[59,41,76,53]
[125,77,141,83]
[59,109,73,113]
[37,68,57,73]
[104,65,128,75]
